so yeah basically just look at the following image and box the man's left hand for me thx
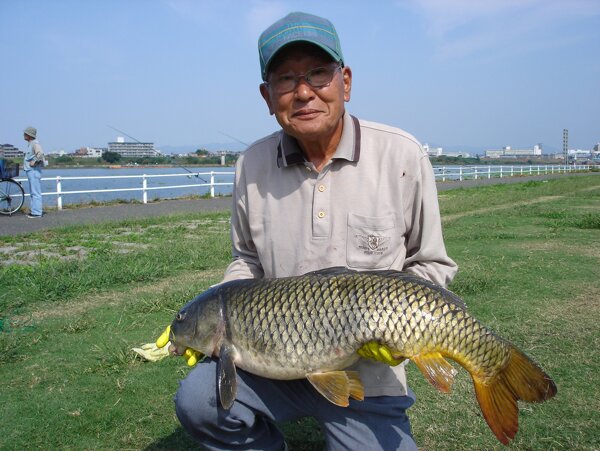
[357,342,404,366]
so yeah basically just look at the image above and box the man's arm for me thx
[222,156,264,283]
[403,154,457,288]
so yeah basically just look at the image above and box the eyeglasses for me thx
[266,63,342,94]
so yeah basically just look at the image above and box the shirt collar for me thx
[276,112,361,168]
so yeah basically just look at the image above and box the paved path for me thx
[1,172,597,237]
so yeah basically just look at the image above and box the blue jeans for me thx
[175,358,417,451]
[26,167,43,215]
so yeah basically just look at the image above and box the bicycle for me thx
[0,160,25,215]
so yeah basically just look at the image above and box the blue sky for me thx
[1,0,599,154]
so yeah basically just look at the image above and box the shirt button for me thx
[318,211,325,218]
[318,184,326,192]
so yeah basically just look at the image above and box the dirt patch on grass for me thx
[0,219,229,267]
[516,241,600,260]
[15,268,224,322]
[443,184,600,223]
[443,195,562,223]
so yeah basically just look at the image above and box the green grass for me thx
[1,175,599,450]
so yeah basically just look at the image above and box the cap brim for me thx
[262,39,343,80]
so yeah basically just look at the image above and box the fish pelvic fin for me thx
[412,352,458,394]
[473,348,557,446]
[306,371,365,407]
[217,342,237,410]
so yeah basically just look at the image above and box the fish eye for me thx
[176,312,185,321]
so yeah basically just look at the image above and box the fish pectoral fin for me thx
[346,371,365,401]
[306,371,364,407]
[412,352,457,393]
[217,342,237,410]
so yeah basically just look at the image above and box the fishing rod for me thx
[218,130,249,147]
[106,125,208,182]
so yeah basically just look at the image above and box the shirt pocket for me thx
[346,213,402,269]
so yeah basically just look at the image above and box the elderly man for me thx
[172,12,457,450]
[23,126,44,218]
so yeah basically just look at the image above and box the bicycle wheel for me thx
[0,178,25,215]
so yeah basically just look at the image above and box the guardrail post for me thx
[442,166,446,182]
[474,166,478,180]
[57,176,63,210]
[488,166,491,179]
[210,171,215,198]
[142,175,148,204]
[510,166,514,177]
[500,166,503,178]
[459,167,463,181]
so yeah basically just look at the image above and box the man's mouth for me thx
[293,109,320,118]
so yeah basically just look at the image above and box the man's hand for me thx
[156,326,203,367]
[357,341,404,366]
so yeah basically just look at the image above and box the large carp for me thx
[168,267,556,445]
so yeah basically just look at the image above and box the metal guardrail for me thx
[14,171,235,210]
[13,165,593,210]
[433,164,591,182]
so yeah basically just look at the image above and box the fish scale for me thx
[169,266,556,445]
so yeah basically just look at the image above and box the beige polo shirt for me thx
[223,111,457,397]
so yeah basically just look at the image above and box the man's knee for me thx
[174,364,220,434]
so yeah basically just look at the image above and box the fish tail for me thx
[472,347,557,445]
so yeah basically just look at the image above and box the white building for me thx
[108,136,158,157]
[423,143,443,157]
[0,143,23,158]
[76,147,105,158]
[485,144,543,158]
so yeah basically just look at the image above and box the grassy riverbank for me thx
[1,175,599,450]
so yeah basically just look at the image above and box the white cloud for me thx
[401,0,600,60]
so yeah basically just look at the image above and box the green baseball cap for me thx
[258,12,344,81]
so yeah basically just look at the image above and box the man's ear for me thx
[259,83,275,115]
[342,66,352,102]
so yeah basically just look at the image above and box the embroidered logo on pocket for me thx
[355,234,391,255]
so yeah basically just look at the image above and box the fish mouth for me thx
[168,342,184,356]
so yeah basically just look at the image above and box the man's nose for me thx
[294,78,316,100]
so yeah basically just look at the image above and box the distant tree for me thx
[195,148,210,157]
[102,151,121,163]
[53,155,75,164]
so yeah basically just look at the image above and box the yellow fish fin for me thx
[306,370,364,407]
[412,352,457,393]
[473,348,557,445]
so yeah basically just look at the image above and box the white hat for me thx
[24,126,37,139]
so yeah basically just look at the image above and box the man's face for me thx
[260,43,352,143]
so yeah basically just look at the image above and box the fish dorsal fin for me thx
[218,342,237,409]
[306,371,364,407]
[304,267,357,277]
[412,352,457,393]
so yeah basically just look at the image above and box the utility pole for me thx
[563,129,569,164]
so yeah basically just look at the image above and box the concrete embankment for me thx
[1,172,597,237]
